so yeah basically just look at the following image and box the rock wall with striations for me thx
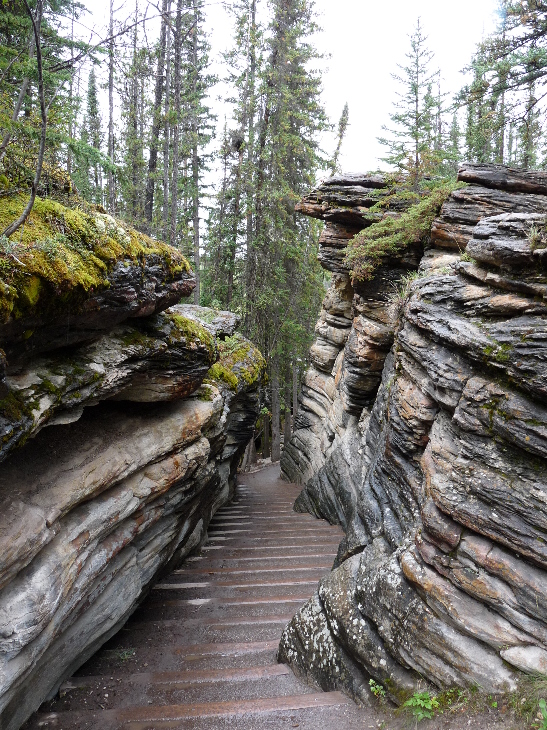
[279,164,547,703]
[0,198,266,730]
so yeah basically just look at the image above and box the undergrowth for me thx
[345,180,463,281]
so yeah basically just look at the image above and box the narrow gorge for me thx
[279,163,547,704]
[2,162,547,730]
[0,199,265,730]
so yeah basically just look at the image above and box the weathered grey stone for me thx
[279,164,547,704]
[0,299,265,730]
[0,307,218,463]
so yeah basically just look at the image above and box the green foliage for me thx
[459,2,547,169]
[378,20,455,186]
[537,698,547,730]
[402,690,440,723]
[346,181,461,281]
[369,679,386,700]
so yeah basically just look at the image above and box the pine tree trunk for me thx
[271,360,281,462]
[292,364,299,423]
[262,412,270,459]
[283,383,291,448]
[130,0,139,219]
[191,5,200,304]
[244,0,257,316]
[162,0,172,241]
[169,0,182,248]
[227,145,243,306]
[107,0,115,211]
[67,2,74,177]
[144,0,168,228]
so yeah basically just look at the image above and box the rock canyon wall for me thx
[279,164,547,703]
[0,205,265,730]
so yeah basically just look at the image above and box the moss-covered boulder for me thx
[0,194,195,364]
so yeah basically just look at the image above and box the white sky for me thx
[206,0,500,175]
[86,0,501,180]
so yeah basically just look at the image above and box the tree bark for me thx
[0,2,42,164]
[271,360,281,462]
[191,3,200,304]
[262,411,270,459]
[67,2,74,177]
[169,0,182,248]
[283,383,291,448]
[2,0,46,238]
[107,0,116,211]
[144,0,169,227]
[292,364,299,423]
[130,0,140,219]
[244,0,257,316]
[162,0,172,241]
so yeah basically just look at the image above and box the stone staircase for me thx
[24,465,369,729]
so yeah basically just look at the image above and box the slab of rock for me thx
[0,292,265,729]
[279,164,547,703]
[467,212,547,269]
[459,163,547,195]
[0,202,195,365]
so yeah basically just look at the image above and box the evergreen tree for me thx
[378,19,441,188]
[331,102,349,174]
[83,67,103,204]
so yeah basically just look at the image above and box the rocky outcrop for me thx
[0,198,266,730]
[283,175,422,491]
[279,165,547,702]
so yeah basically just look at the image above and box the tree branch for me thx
[0,2,43,164]
[2,0,47,239]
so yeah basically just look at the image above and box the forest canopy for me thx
[0,0,545,456]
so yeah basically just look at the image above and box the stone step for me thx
[148,578,322,599]
[133,596,310,621]
[35,692,352,729]
[75,641,281,677]
[171,565,332,576]
[23,466,368,730]
[106,615,292,646]
[56,665,315,711]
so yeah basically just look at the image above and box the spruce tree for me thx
[331,102,349,174]
[378,19,440,188]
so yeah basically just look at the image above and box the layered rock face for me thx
[279,164,547,702]
[0,202,265,730]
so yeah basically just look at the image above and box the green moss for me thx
[346,181,464,281]
[120,328,157,349]
[0,193,192,324]
[483,341,512,363]
[205,332,267,391]
[168,314,217,359]
[205,362,238,390]
[0,389,32,423]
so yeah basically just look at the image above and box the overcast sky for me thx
[87,0,501,179]
[206,0,501,175]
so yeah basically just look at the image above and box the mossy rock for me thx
[0,194,191,322]
[205,332,266,392]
